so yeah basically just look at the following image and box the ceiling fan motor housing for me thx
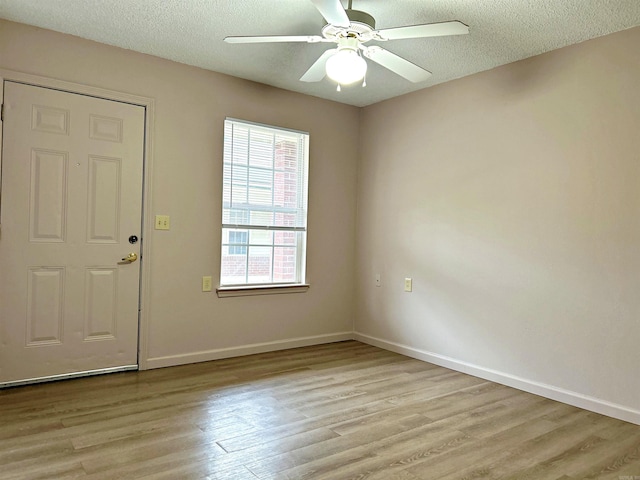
[321,9,376,43]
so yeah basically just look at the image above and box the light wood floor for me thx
[1,341,639,480]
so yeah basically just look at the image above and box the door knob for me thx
[121,252,138,263]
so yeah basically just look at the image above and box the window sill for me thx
[216,284,310,298]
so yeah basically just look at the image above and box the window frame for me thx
[218,118,310,296]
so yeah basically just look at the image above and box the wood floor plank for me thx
[79,425,225,474]
[246,412,436,478]
[1,340,639,479]
[568,426,640,480]
[405,416,562,479]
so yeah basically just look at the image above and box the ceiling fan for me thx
[224,0,469,88]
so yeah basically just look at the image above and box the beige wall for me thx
[356,26,640,419]
[0,20,359,366]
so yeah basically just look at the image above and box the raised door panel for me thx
[31,104,70,135]
[26,268,65,346]
[89,114,123,143]
[84,269,118,341]
[29,149,68,242]
[86,155,121,243]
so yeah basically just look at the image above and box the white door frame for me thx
[0,69,155,371]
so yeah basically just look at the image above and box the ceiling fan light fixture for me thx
[325,47,367,85]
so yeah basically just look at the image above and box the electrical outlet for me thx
[155,215,170,230]
[375,274,381,287]
[202,276,212,292]
[404,277,413,292]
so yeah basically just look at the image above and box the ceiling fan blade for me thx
[310,0,350,27]
[361,46,432,83]
[225,35,326,44]
[375,20,469,41]
[300,49,337,82]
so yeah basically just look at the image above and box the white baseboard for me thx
[144,332,355,370]
[354,332,640,426]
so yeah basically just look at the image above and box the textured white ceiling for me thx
[1,0,639,107]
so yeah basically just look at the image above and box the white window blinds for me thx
[220,118,309,286]
[222,119,309,231]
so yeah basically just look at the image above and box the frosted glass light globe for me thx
[325,49,367,85]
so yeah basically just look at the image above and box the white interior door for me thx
[0,81,145,385]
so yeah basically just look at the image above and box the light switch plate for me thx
[155,215,170,230]
[404,278,413,292]
[202,276,212,292]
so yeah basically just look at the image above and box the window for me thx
[220,118,309,287]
